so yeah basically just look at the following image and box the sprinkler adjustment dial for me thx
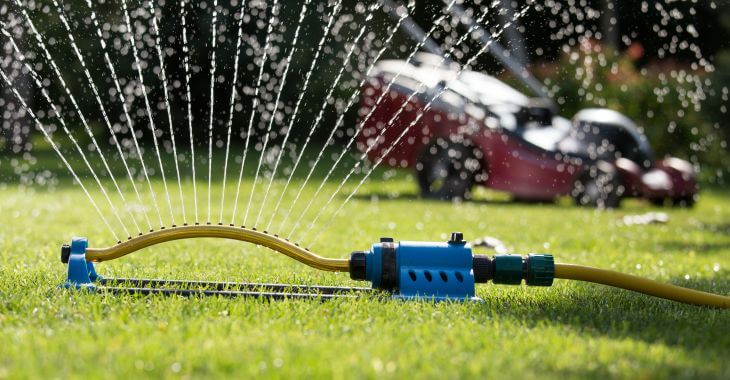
[448,232,465,245]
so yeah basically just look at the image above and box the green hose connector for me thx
[492,254,523,284]
[526,254,554,286]
[490,254,554,286]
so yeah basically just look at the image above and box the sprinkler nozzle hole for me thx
[424,271,433,282]
[408,270,417,282]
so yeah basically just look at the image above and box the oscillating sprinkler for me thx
[60,226,729,308]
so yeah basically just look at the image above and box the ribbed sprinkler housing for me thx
[349,232,554,301]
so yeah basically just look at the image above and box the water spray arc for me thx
[247,0,312,227]
[180,0,199,224]
[444,0,555,109]
[1,24,137,238]
[122,0,176,228]
[274,2,387,234]
[219,0,248,225]
[230,0,280,225]
[148,1,187,226]
[285,0,454,239]
[0,68,120,242]
[206,0,219,225]
[258,0,344,232]
[9,3,139,237]
[300,0,513,244]
[267,0,395,232]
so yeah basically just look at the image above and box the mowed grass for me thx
[0,161,728,379]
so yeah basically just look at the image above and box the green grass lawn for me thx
[0,162,728,379]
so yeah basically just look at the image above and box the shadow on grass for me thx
[660,241,730,254]
[474,272,729,353]
[551,362,718,379]
[704,223,730,237]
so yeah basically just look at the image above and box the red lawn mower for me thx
[356,3,697,208]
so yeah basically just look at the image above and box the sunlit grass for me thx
[0,167,728,378]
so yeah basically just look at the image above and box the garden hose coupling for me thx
[472,253,555,286]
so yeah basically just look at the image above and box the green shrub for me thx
[536,41,727,182]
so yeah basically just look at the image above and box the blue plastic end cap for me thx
[65,237,97,287]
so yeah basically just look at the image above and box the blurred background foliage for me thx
[537,43,729,181]
[1,0,728,181]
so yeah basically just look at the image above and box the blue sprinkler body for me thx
[360,237,477,300]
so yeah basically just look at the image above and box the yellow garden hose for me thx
[555,263,730,308]
[84,225,350,272]
[76,226,728,307]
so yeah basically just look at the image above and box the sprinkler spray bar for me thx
[61,228,729,308]
[72,224,348,271]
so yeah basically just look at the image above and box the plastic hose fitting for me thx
[472,253,554,286]
[526,254,555,286]
[472,254,492,283]
[349,251,367,280]
[493,254,523,284]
